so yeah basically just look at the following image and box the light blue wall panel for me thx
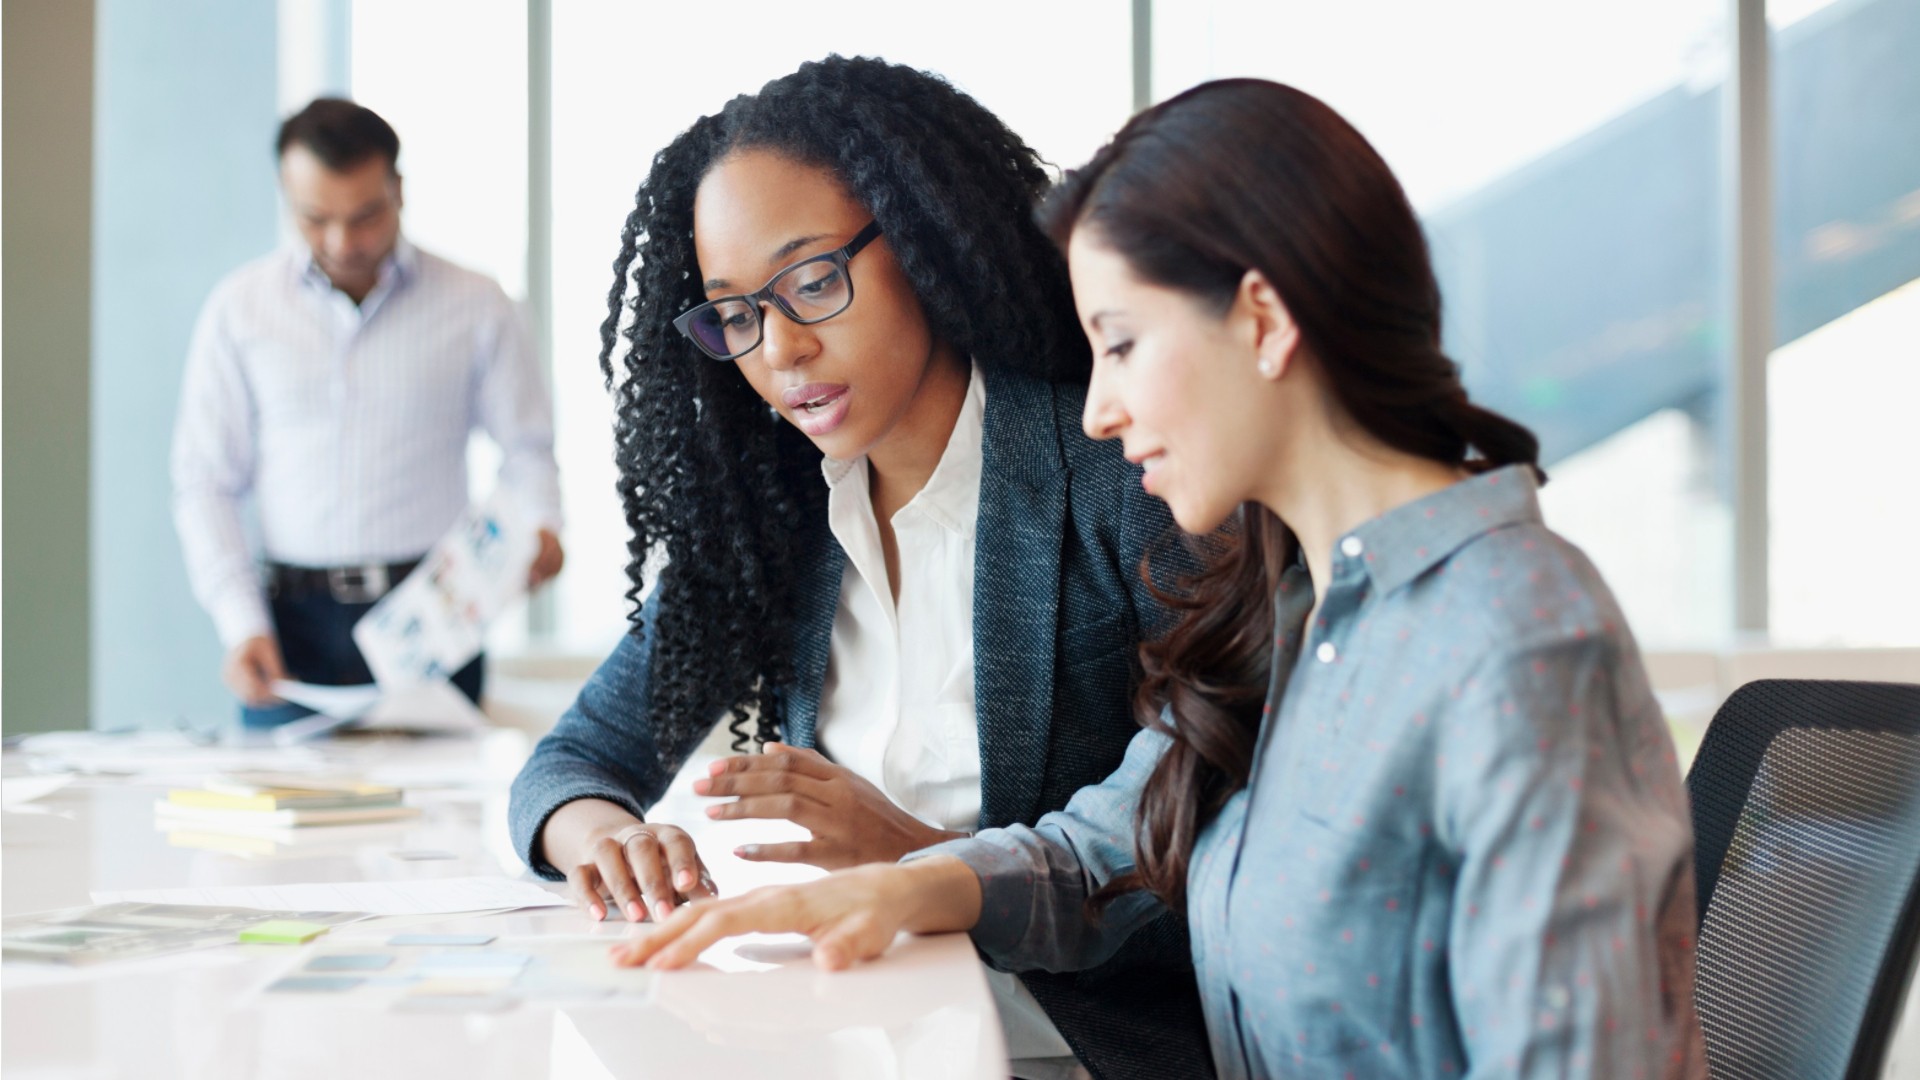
[92,0,280,727]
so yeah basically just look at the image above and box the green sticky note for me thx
[239,920,332,944]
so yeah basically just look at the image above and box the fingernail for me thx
[590,903,605,921]
[706,805,721,818]
[691,779,710,795]
[736,845,757,858]
[655,901,672,921]
[676,869,694,889]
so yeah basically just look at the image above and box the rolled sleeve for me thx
[907,725,1171,974]
[171,288,270,648]
[472,291,562,533]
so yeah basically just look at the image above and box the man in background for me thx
[172,97,563,728]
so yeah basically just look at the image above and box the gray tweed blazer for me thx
[508,368,1211,1080]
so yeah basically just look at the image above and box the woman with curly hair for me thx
[508,56,1209,1079]
[613,79,1708,1079]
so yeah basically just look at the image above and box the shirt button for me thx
[1341,536,1364,558]
[1316,642,1337,664]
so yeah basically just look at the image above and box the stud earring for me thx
[1258,358,1279,377]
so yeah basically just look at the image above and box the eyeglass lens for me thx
[683,255,853,360]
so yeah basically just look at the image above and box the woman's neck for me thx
[865,348,970,521]
[1259,431,1466,610]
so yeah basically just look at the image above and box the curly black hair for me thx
[599,55,1087,762]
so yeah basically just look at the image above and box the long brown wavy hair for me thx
[1042,79,1545,913]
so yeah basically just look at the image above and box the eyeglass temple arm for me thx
[842,220,883,259]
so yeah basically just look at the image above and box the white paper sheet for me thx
[14,731,327,781]
[2,774,76,807]
[90,876,569,917]
[353,496,539,688]
[268,679,488,745]
[362,680,487,731]
[270,681,383,720]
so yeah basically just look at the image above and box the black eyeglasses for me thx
[672,221,884,362]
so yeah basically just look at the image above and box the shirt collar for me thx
[292,235,418,295]
[821,362,985,537]
[1338,464,1544,596]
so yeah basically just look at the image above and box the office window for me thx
[1766,0,1920,645]
[1154,0,1736,646]
[544,2,1133,653]
[352,0,532,650]
[351,1,527,298]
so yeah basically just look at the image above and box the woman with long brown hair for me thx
[613,78,1707,1079]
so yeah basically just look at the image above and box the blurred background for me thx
[5,0,1917,739]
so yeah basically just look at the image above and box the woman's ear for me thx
[1238,269,1299,381]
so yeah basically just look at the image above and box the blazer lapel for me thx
[973,372,1068,828]
[781,525,845,750]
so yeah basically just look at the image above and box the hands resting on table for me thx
[609,855,985,972]
[542,742,968,925]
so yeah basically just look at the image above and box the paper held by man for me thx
[270,496,539,743]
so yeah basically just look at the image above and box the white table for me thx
[1,729,1006,1079]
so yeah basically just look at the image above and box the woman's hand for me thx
[611,855,983,971]
[693,742,963,868]
[541,798,718,923]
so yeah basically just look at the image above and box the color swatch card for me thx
[256,938,656,1012]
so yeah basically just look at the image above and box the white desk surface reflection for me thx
[1,729,1006,1080]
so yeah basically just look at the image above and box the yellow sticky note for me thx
[239,920,331,944]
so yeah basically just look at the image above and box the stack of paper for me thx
[163,820,417,859]
[155,772,419,835]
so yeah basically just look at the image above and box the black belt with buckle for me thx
[266,557,423,604]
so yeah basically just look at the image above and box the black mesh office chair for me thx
[1688,678,1920,1080]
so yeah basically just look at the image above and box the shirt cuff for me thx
[211,590,273,650]
[905,833,1038,971]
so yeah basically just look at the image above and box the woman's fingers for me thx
[732,840,814,864]
[620,829,678,921]
[694,766,833,802]
[612,891,794,970]
[591,836,647,923]
[765,741,829,763]
[705,747,834,784]
[609,868,913,973]
[659,829,716,900]
[565,862,608,922]
[704,790,833,826]
[811,910,890,971]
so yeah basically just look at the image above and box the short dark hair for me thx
[276,97,400,173]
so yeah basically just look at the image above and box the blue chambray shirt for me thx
[920,467,1707,1079]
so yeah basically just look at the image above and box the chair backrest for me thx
[1688,679,1920,1080]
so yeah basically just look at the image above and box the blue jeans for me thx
[239,586,486,730]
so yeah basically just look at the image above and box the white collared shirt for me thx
[817,364,985,833]
[813,366,1078,1074]
[171,239,562,646]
